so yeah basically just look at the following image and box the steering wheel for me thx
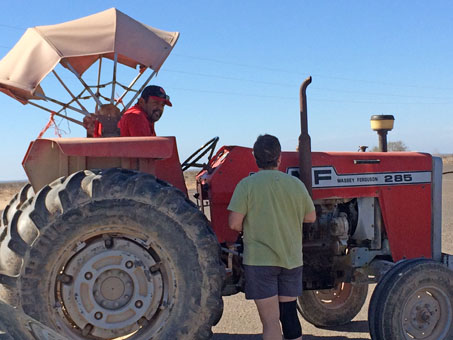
[181,137,219,171]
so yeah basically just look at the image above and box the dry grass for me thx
[441,155,453,164]
[0,181,26,211]
[183,170,199,191]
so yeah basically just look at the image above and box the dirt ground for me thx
[0,162,452,339]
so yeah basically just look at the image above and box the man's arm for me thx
[228,211,245,232]
[303,210,316,223]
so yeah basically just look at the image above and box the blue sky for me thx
[1,1,452,180]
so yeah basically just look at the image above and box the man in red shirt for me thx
[118,85,172,136]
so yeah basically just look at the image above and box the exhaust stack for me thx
[298,76,313,197]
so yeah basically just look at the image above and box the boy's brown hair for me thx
[253,134,281,169]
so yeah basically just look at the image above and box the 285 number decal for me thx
[384,174,413,183]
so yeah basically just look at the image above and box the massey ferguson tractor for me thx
[0,8,452,340]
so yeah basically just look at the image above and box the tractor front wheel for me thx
[297,282,368,327]
[0,169,224,339]
[370,259,453,340]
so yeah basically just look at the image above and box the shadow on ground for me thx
[213,321,370,340]
[212,335,261,340]
[213,335,369,340]
[318,320,369,333]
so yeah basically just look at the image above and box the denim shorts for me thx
[243,265,303,300]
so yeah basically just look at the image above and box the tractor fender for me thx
[21,136,187,194]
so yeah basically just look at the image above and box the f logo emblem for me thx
[314,169,332,185]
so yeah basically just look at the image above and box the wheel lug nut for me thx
[138,317,149,327]
[150,262,161,273]
[57,274,73,284]
[126,261,134,269]
[103,235,113,249]
[82,324,93,337]
[135,300,143,308]
[85,272,93,280]
[94,312,103,320]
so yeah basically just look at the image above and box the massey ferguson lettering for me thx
[286,167,431,188]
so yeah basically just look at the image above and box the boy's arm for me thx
[228,211,245,232]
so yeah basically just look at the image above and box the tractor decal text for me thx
[286,167,431,188]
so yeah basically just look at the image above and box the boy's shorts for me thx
[243,265,303,300]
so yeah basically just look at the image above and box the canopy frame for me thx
[23,57,158,125]
[0,8,179,128]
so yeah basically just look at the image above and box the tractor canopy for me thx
[0,8,179,105]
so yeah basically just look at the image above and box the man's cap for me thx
[141,85,172,106]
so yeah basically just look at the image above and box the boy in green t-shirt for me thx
[228,134,316,340]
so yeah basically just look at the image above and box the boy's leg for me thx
[278,266,303,340]
[244,265,282,339]
[254,295,282,340]
[278,298,301,340]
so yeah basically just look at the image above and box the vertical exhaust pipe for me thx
[298,76,312,197]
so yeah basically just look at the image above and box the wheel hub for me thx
[314,282,352,307]
[58,237,165,339]
[403,290,441,338]
[94,269,134,309]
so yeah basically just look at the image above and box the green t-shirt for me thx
[228,170,315,269]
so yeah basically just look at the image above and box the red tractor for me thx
[0,9,452,340]
[198,78,453,340]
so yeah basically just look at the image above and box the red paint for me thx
[22,137,187,195]
[22,137,433,261]
[40,137,174,158]
[198,147,433,261]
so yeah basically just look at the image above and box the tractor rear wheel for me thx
[0,169,224,339]
[371,259,453,340]
[297,282,368,327]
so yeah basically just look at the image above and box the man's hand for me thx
[83,114,99,137]
[228,211,245,232]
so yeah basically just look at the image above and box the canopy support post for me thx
[64,61,103,107]
[95,58,103,113]
[111,53,118,104]
[52,70,89,114]
[122,70,157,113]
[28,101,83,126]
[35,94,89,116]
[115,66,146,108]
